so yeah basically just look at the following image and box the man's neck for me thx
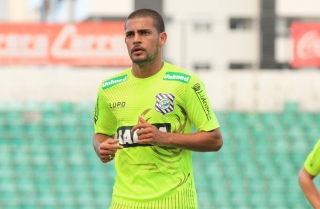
[132,60,164,78]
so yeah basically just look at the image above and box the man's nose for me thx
[133,34,141,44]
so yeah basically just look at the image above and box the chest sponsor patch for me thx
[155,93,175,115]
[117,123,170,147]
[163,72,190,83]
[102,74,127,90]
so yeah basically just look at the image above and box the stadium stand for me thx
[0,101,319,209]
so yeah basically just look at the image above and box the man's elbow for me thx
[213,135,223,151]
[207,128,223,151]
[298,167,314,185]
[206,131,222,152]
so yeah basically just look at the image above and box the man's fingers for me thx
[101,155,115,163]
[137,140,150,144]
[131,123,148,132]
[100,144,123,150]
[99,149,117,163]
[99,149,116,155]
[108,139,120,144]
[131,116,147,132]
[137,132,152,139]
[99,139,123,150]
[138,116,146,123]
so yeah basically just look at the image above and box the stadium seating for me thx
[0,101,318,209]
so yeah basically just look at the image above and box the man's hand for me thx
[131,116,168,146]
[98,139,123,163]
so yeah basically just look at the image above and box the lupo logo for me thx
[109,102,125,109]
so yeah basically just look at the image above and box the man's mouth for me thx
[132,47,144,54]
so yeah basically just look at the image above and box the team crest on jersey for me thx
[155,93,175,115]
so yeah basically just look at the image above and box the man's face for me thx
[125,17,163,65]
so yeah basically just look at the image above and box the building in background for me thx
[1,0,320,71]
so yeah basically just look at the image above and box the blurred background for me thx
[1,0,320,208]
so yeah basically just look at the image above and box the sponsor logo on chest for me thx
[102,75,127,90]
[163,72,191,83]
[117,123,170,147]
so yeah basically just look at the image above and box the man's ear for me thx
[159,32,167,47]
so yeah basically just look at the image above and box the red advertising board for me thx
[291,23,320,68]
[0,22,131,66]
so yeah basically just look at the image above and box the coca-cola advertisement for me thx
[291,22,320,68]
[0,22,131,66]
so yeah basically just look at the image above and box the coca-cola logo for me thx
[297,30,320,59]
[51,25,127,58]
[0,23,131,66]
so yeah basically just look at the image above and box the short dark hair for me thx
[126,8,165,33]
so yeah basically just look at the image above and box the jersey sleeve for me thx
[304,139,320,176]
[93,84,118,136]
[185,74,219,132]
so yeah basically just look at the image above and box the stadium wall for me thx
[1,68,320,112]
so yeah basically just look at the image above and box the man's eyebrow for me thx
[137,29,150,32]
[126,29,151,33]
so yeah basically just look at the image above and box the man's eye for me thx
[141,31,149,35]
[126,33,134,38]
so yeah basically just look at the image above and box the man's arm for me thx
[132,116,223,152]
[93,133,123,163]
[163,128,223,152]
[298,167,320,209]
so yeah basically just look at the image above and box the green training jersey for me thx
[94,62,220,208]
[304,139,320,176]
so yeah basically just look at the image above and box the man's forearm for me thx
[164,129,223,152]
[298,168,320,209]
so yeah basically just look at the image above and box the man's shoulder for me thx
[102,68,131,81]
[312,139,320,151]
[164,62,192,75]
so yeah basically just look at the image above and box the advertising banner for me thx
[291,23,320,68]
[0,22,131,66]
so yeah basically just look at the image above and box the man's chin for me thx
[132,59,149,65]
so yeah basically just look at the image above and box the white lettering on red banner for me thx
[291,23,320,68]
[0,23,131,66]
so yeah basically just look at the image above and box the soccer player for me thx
[92,8,223,209]
[298,139,320,209]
